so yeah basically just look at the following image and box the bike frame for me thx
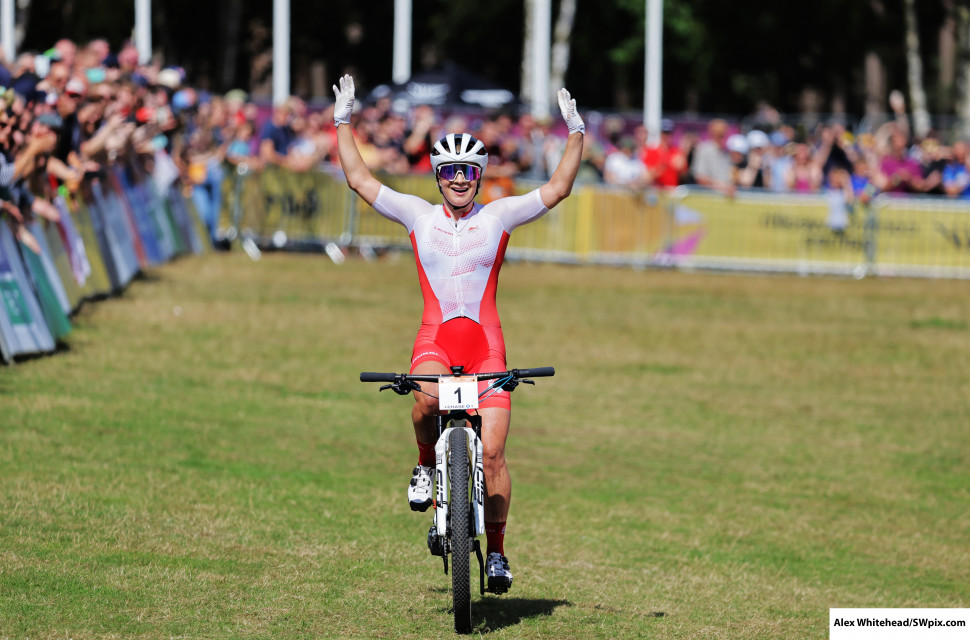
[433,409,486,543]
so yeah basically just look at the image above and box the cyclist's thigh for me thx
[411,359,450,412]
[478,407,511,459]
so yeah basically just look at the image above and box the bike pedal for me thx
[486,578,511,595]
[427,526,446,557]
[409,499,432,512]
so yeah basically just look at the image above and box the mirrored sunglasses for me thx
[438,163,481,181]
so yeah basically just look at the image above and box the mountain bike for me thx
[359,365,555,634]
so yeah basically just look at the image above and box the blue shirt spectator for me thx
[942,141,970,198]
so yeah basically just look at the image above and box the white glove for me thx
[558,88,585,135]
[332,74,355,126]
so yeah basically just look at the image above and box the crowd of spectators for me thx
[5,36,970,254]
[246,82,970,215]
[0,36,224,249]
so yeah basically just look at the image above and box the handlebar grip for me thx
[516,366,555,378]
[360,372,398,382]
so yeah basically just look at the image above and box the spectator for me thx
[725,133,749,187]
[767,130,793,193]
[287,115,326,172]
[825,167,854,233]
[402,104,436,173]
[259,101,293,165]
[48,77,89,187]
[917,137,946,196]
[226,120,258,166]
[784,143,823,193]
[477,116,518,203]
[942,140,970,199]
[574,131,606,184]
[641,118,686,189]
[850,155,879,206]
[691,118,734,196]
[603,136,650,189]
[878,130,923,194]
[678,129,699,185]
[370,112,410,174]
[737,129,770,189]
[816,123,854,186]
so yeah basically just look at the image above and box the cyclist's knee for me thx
[413,393,438,419]
[482,445,506,470]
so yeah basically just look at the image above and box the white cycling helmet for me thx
[430,133,489,176]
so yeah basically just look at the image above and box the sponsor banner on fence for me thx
[0,222,55,360]
[672,191,867,272]
[21,239,72,341]
[873,198,970,276]
[62,194,113,298]
[29,220,71,316]
[88,180,140,288]
[211,165,970,279]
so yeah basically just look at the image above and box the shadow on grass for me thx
[473,596,571,633]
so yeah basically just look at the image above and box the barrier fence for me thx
[0,163,210,363]
[8,161,964,362]
[218,164,970,279]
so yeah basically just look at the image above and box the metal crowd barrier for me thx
[217,163,970,280]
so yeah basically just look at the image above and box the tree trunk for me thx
[865,51,885,120]
[939,0,957,113]
[903,0,932,138]
[955,4,970,138]
[16,0,30,51]
[220,0,243,90]
[520,0,534,104]
[550,0,577,97]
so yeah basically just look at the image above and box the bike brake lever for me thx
[389,378,421,396]
[379,383,393,392]
[521,379,535,385]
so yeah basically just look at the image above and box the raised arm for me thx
[332,74,382,206]
[540,89,585,210]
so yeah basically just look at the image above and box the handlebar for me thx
[359,372,399,383]
[360,367,555,384]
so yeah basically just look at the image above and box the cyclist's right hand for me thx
[332,74,355,126]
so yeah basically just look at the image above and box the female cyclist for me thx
[333,74,584,592]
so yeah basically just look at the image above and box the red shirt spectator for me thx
[641,119,686,188]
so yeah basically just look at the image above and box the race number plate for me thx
[438,375,479,410]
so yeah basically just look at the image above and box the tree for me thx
[550,0,577,100]
[903,0,932,137]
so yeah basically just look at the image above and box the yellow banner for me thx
[674,192,866,266]
[873,200,970,271]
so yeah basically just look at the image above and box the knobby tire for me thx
[449,423,472,634]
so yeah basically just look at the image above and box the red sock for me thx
[417,440,436,468]
[485,521,506,556]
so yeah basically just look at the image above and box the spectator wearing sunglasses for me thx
[331,73,585,596]
[47,78,87,188]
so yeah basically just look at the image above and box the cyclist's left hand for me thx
[558,88,585,135]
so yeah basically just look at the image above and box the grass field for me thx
[1,250,968,639]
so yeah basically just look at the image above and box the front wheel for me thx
[449,423,472,634]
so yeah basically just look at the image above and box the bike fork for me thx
[473,539,486,595]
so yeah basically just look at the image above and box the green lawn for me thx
[1,251,968,639]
